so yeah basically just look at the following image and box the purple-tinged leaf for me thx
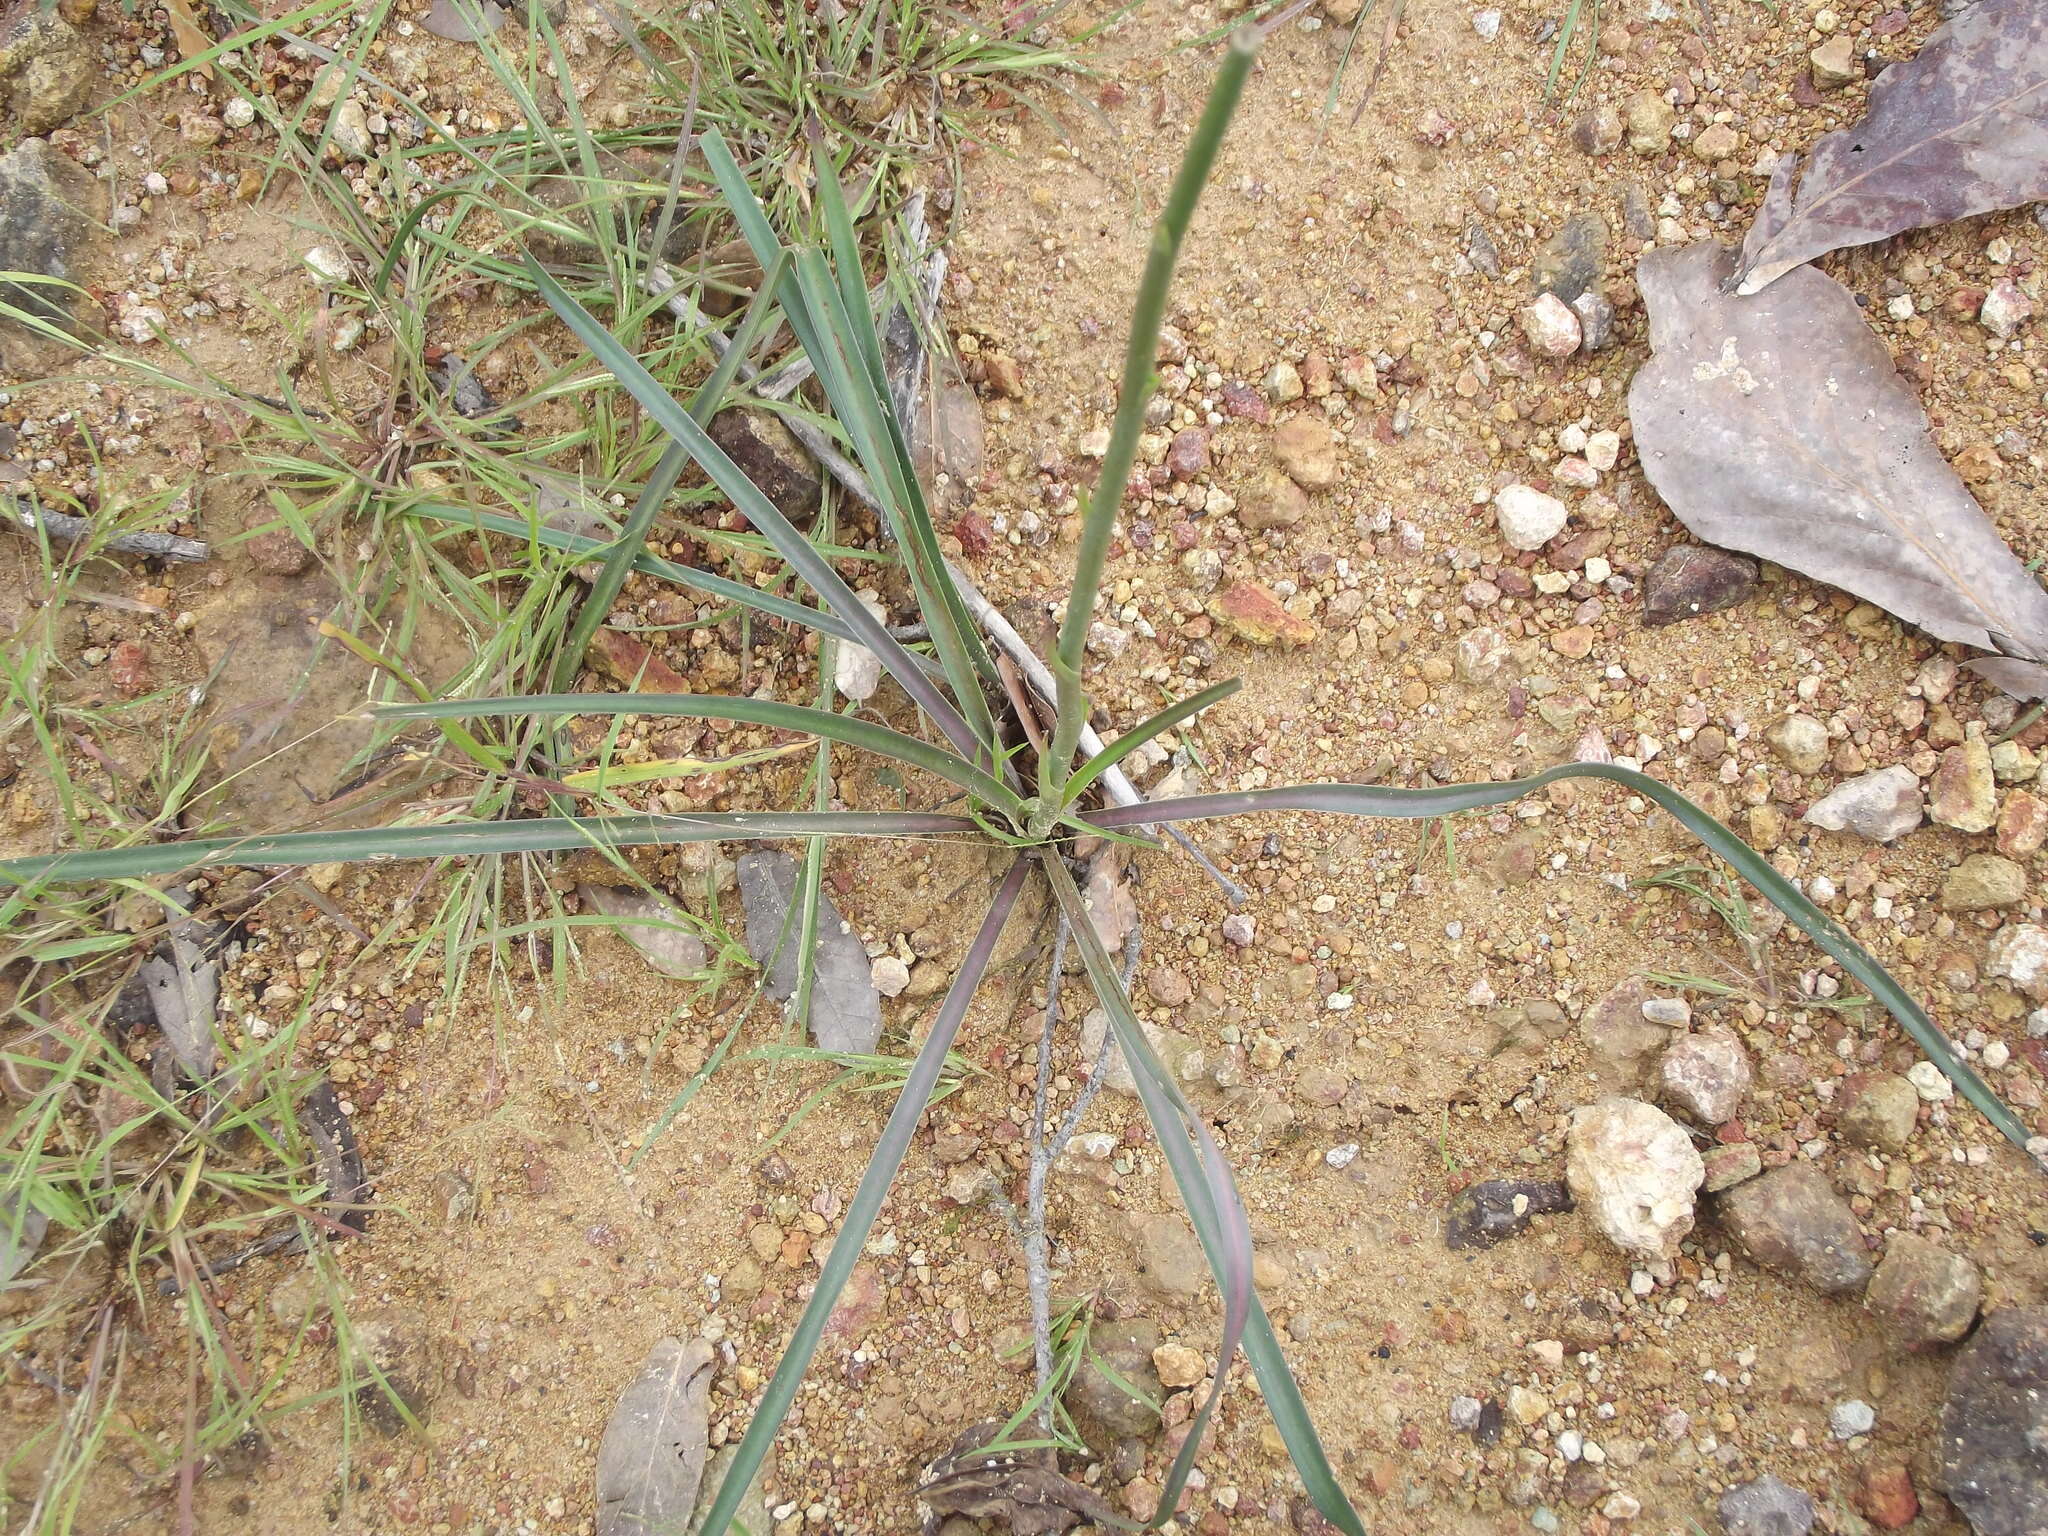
[1734,0,2048,294]
[1630,242,2048,678]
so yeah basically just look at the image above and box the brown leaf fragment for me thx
[164,0,216,80]
[596,1338,715,1536]
[1734,0,2048,294]
[916,1422,1120,1536]
[586,629,692,693]
[1629,243,2048,689]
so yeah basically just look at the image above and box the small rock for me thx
[1642,545,1758,625]
[1829,1399,1876,1440]
[1571,105,1623,155]
[0,137,99,341]
[1906,1059,1954,1103]
[1929,739,1998,833]
[1455,626,1510,683]
[1572,290,1616,352]
[1837,1073,1921,1153]
[1764,714,1829,775]
[1471,7,1501,39]
[1444,1179,1573,1251]
[1519,293,1583,358]
[1241,470,1308,531]
[1165,428,1209,481]
[1448,1395,1483,1432]
[707,407,821,521]
[981,353,1024,398]
[1262,360,1303,405]
[1851,1463,1919,1531]
[1207,582,1316,649]
[1151,1343,1205,1389]
[1625,89,1675,154]
[579,884,708,978]
[1464,221,1502,278]
[106,641,151,698]
[1717,1474,1814,1536]
[1580,976,1672,1094]
[1693,122,1739,162]
[1132,1214,1204,1298]
[1065,1319,1163,1444]
[1507,1385,1551,1426]
[1981,279,2034,339]
[1221,914,1255,947]
[352,1307,443,1434]
[0,6,93,136]
[1494,484,1569,550]
[1658,1029,1752,1124]
[870,956,910,997]
[1272,416,1338,488]
[1220,379,1269,422]
[1943,853,2028,912]
[1987,922,2048,999]
[1865,1232,1981,1349]
[1940,1307,2048,1536]
[246,529,314,576]
[1566,1097,1704,1261]
[331,98,373,160]
[1144,966,1191,1007]
[1701,1142,1762,1192]
[1531,212,1609,306]
[1803,765,1924,843]
[1810,35,1858,89]
[1714,1162,1872,1296]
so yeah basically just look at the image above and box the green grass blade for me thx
[402,504,937,673]
[524,257,987,763]
[378,693,1025,818]
[0,811,977,887]
[1060,680,1239,808]
[1044,27,1257,807]
[1087,769,2039,1157]
[1042,854,1366,1533]
[692,857,1033,1536]
[553,250,793,692]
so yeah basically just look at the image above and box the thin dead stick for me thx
[7,500,210,563]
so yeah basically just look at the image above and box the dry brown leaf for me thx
[577,884,710,978]
[595,1337,715,1536]
[1734,0,2048,294]
[1629,242,2048,690]
[164,0,216,81]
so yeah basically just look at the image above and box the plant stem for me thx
[1041,29,1255,812]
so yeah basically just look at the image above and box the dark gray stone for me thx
[1643,544,1760,626]
[1444,1179,1573,1251]
[1532,212,1609,305]
[1713,1162,1873,1296]
[1063,1319,1163,1447]
[0,138,95,338]
[1941,1307,2048,1536]
[708,406,822,521]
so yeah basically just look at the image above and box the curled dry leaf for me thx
[421,0,507,42]
[916,1421,1120,1536]
[578,883,710,978]
[1629,243,2048,693]
[1734,0,2048,294]
[595,1337,715,1536]
[302,1080,370,1236]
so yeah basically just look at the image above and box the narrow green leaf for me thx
[1045,28,1257,805]
[1087,769,2039,1157]
[523,256,987,763]
[553,249,793,692]
[1060,680,1239,808]
[0,811,977,887]
[1041,855,1366,1533]
[378,693,1025,819]
[691,857,1033,1536]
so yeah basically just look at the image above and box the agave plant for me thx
[3,23,2034,1536]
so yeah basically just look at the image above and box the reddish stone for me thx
[1206,582,1316,650]
[1998,789,2048,858]
[1166,427,1211,481]
[1853,1463,1919,1530]
[585,628,691,692]
[981,354,1024,399]
[107,640,151,698]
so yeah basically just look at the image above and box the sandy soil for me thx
[5,1,2048,1533]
